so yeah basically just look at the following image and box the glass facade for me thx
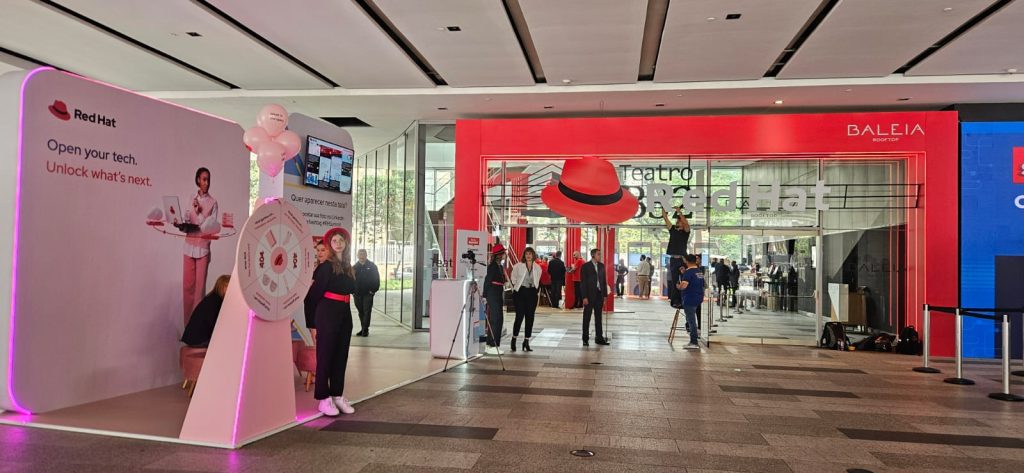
[352,123,419,328]
[351,122,455,330]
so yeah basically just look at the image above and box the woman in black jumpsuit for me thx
[483,244,507,349]
[305,227,357,417]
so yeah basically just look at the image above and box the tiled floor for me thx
[1,298,1022,472]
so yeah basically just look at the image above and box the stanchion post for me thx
[989,314,1024,401]
[914,304,941,373]
[944,308,975,385]
[1014,312,1024,378]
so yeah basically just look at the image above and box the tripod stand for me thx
[443,259,506,372]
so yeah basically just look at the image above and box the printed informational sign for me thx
[455,230,488,280]
[236,199,315,321]
[960,122,1024,359]
[0,68,249,413]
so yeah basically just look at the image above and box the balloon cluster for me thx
[243,104,301,177]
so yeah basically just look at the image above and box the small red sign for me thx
[1014,147,1024,184]
[468,237,480,245]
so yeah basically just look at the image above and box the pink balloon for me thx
[242,126,270,151]
[275,130,301,158]
[256,104,288,137]
[256,141,287,176]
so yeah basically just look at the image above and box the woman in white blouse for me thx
[510,247,542,353]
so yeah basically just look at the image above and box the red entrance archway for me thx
[454,112,958,355]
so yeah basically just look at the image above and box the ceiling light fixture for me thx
[706,17,717,21]
[437,107,448,110]
[897,97,911,101]
[186,31,202,37]
[543,105,554,109]
[562,79,572,84]
[726,13,742,20]
[1007,68,1018,74]
[773,100,784,105]
[445,26,462,32]
[943,7,953,12]
[655,103,665,107]
[844,88,853,93]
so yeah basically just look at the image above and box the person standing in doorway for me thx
[182,167,220,324]
[615,259,628,298]
[676,254,705,350]
[581,248,610,346]
[729,260,741,309]
[568,251,586,309]
[537,256,551,307]
[547,251,566,309]
[662,206,690,307]
[636,255,653,299]
[304,228,357,416]
[510,247,541,352]
[715,258,731,303]
[353,249,380,337]
[483,244,508,351]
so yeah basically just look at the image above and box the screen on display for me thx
[960,122,1024,359]
[304,135,353,193]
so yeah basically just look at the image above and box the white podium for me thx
[429,279,482,359]
[828,283,849,322]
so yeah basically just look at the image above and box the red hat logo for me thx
[48,100,71,121]
[541,156,639,224]
[1014,147,1024,184]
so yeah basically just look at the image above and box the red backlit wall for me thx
[454,112,959,355]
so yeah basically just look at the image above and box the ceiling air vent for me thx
[320,117,371,127]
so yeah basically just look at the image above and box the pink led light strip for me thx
[231,310,256,446]
[6,67,53,415]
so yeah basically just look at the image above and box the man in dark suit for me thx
[580,248,610,346]
[547,251,566,309]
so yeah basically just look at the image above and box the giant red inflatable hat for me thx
[541,156,638,224]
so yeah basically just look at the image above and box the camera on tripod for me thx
[461,249,477,263]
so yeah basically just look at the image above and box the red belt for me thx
[324,292,350,303]
[491,282,504,286]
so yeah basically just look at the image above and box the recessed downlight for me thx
[706,16,717,21]
[562,79,572,84]
[655,103,665,107]
[773,100,784,105]
[543,105,554,109]
[437,107,448,110]
[943,7,953,12]
[897,97,912,101]
[1007,68,1019,74]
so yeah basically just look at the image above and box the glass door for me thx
[704,227,822,346]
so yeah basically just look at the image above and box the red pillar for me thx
[508,174,528,260]
[600,227,616,312]
[565,224,581,307]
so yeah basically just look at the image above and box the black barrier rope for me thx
[960,312,1002,321]
[925,305,1024,314]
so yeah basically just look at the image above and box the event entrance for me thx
[484,157,914,346]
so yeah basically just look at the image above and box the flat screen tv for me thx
[304,135,353,193]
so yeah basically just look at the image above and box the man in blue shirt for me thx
[676,254,705,350]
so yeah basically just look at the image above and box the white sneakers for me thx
[318,397,355,416]
[684,342,700,350]
[333,396,355,415]
[318,398,340,416]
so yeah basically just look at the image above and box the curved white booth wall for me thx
[0,68,249,414]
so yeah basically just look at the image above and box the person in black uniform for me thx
[663,206,690,305]
[729,260,741,309]
[715,258,731,305]
[483,244,508,351]
[353,249,380,337]
[181,275,230,348]
[547,251,566,309]
[304,228,357,417]
[580,248,610,346]
[615,259,628,298]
